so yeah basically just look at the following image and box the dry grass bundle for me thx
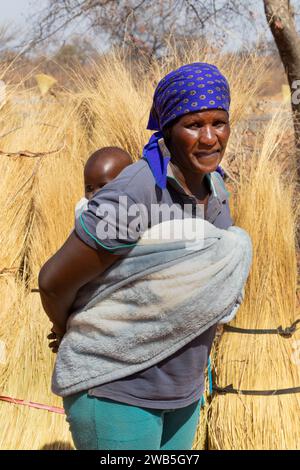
[0,78,84,450]
[192,371,213,450]
[0,85,91,284]
[0,44,292,449]
[72,53,152,160]
[26,113,86,285]
[208,108,300,450]
[0,279,73,449]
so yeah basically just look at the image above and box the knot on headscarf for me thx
[142,62,230,189]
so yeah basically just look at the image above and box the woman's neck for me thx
[169,161,210,200]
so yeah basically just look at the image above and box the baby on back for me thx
[75,146,132,217]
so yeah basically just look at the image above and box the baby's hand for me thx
[47,326,64,353]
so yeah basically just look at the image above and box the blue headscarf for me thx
[143,62,230,189]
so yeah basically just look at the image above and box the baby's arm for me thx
[66,197,89,239]
[39,231,121,339]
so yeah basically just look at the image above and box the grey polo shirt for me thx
[75,158,233,409]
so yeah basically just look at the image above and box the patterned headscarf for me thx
[142,62,230,189]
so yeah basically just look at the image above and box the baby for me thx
[48,146,132,352]
[75,146,132,217]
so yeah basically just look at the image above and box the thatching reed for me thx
[0,277,73,449]
[1,45,294,449]
[208,107,300,450]
[192,361,214,450]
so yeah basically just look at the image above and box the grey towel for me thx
[52,218,252,397]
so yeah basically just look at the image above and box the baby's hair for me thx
[86,147,132,166]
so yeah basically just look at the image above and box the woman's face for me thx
[166,109,230,174]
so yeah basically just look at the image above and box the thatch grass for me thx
[0,277,73,449]
[1,45,298,449]
[208,108,300,450]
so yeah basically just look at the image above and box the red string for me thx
[0,395,65,415]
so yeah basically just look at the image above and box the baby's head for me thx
[84,147,132,199]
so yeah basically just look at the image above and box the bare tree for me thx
[264,0,300,183]
[0,24,16,55]
[53,36,98,66]
[29,0,257,57]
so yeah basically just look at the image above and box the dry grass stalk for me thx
[0,45,292,449]
[0,278,73,449]
[208,109,300,450]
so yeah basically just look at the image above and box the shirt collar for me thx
[166,160,217,198]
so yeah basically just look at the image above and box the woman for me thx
[39,63,235,450]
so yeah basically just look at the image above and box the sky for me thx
[0,0,48,46]
[0,0,276,53]
[1,0,40,26]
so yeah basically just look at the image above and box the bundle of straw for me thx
[0,279,73,449]
[0,46,272,449]
[0,86,81,449]
[208,108,300,450]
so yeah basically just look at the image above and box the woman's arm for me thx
[38,230,121,336]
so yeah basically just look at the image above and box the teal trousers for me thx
[63,392,201,450]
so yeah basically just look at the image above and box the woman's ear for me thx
[162,127,171,150]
